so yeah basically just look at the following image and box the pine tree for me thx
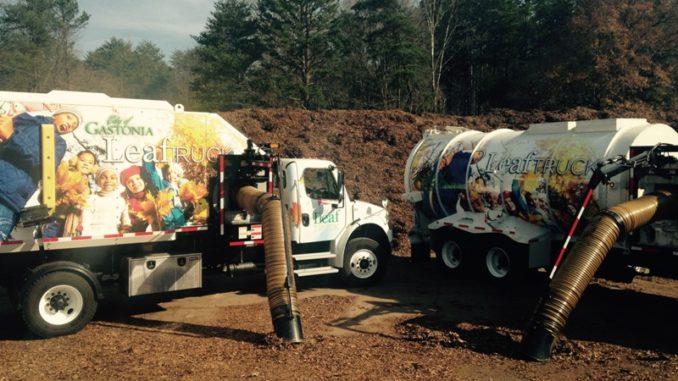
[85,38,170,99]
[341,0,428,111]
[255,0,340,108]
[192,0,261,109]
[0,0,89,91]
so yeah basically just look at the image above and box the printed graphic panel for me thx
[467,132,611,231]
[407,137,451,218]
[0,100,244,241]
[434,138,477,216]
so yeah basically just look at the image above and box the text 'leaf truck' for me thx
[0,90,392,339]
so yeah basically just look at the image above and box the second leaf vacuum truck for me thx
[404,118,678,360]
[404,119,678,280]
[0,90,392,339]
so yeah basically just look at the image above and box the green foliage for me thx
[438,0,678,113]
[167,49,201,110]
[254,0,340,109]
[440,0,534,113]
[192,0,261,110]
[0,0,89,91]
[0,0,676,114]
[334,0,429,111]
[84,38,170,99]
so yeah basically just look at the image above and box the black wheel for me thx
[6,285,21,312]
[341,237,389,287]
[432,229,474,275]
[20,271,97,338]
[410,241,431,263]
[435,239,466,273]
[484,240,527,282]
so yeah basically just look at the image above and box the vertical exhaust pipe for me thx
[236,185,303,343]
[522,191,677,361]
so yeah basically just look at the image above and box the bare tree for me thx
[421,0,459,112]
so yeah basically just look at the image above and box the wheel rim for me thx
[349,249,378,279]
[441,241,463,269]
[38,285,84,326]
[486,246,511,278]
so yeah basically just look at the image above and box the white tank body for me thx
[405,119,678,233]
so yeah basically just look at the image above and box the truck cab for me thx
[279,158,392,286]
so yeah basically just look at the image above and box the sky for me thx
[75,0,216,58]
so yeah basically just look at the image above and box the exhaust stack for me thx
[522,191,678,361]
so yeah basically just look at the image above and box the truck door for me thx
[281,161,302,243]
[281,161,346,245]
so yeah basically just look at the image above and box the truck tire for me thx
[484,241,526,282]
[436,239,466,274]
[6,285,21,312]
[20,271,97,338]
[341,237,388,287]
[432,229,475,275]
[410,241,431,263]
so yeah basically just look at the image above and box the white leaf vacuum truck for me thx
[404,119,678,280]
[404,119,678,360]
[0,90,392,340]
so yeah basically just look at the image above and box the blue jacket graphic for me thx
[0,113,67,212]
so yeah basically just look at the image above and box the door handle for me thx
[302,213,309,226]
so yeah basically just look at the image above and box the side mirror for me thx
[333,170,345,209]
[337,170,345,194]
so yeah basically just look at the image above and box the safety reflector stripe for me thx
[549,265,559,278]
[0,240,22,246]
[34,227,207,243]
[176,226,205,233]
[251,224,263,239]
[220,155,225,236]
[268,157,274,193]
[229,239,265,247]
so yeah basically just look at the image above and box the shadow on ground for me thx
[1,255,675,356]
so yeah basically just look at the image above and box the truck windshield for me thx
[303,168,340,199]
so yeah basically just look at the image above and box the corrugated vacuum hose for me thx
[522,191,677,361]
[236,186,303,343]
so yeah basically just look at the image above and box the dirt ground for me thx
[0,258,676,381]
[0,107,677,380]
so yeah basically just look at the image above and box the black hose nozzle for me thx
[273,314,304,343]
[521,323,555,362]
